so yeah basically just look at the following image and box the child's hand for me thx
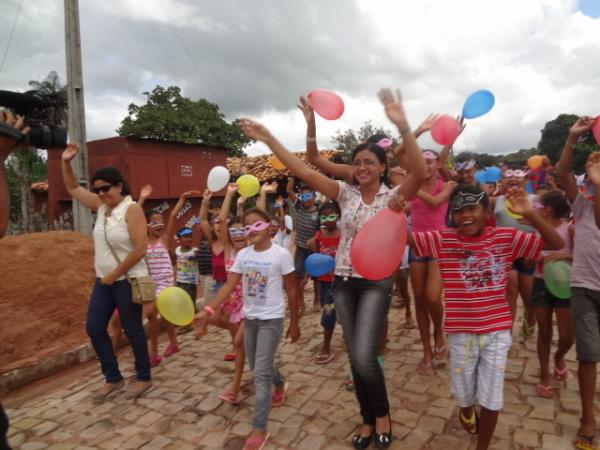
[296,95,315,125]
[416,113,440,134]
[239,118,273,143]
[61,143,79,162]
[286,322,300,343]
[193,311,207,326]
[569,116,595,138]
[202,189,213,202]
[544,252,571,264]
[586,152,600,187]
[388,192,407,212]
[505,188,533,215]
[237,195,247,207]
[140,184,153,199]
[182,190,202,199]
[378,88,407,127]
[261,181,278,194]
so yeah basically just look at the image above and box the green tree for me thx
[331,121,394,163]
[117,86,251,157]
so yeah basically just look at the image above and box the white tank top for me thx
[93,196,149,279]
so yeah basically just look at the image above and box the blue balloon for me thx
[474,170,487,184]
[305,253,336,277]
[462,90,495,119]
[484,166,502,183]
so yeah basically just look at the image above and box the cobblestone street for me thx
[3,298,593,450]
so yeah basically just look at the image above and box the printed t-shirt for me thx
[175,246,198,284]
[412,227,543,334]
[231,243,295,320]
[314,231,340,282]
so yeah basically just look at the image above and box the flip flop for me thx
[272,382,289,407]
[219,390,241,405]
[243,432,270,450]
[554,366,568,381]
[459,409,479,435]
[434,346,447,361]
[521,314,536,339]
[535,383,554,398]
[575,433,598,450]
[224,353,236,361]
[417,360,434,376]
[315,353,334,365]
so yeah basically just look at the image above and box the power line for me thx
[0,0,25,73]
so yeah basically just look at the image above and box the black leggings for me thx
[333,276,393,425]
[0,403,10,450]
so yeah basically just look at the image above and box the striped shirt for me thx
[146,240,174,295]
[196,239,213,275]
[293,201,320,249]
[413,227,543,334]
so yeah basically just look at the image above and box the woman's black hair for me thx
[540,190,571,219]
[366,133,389,144]
[350,143,390,187]
[91,167,131,195]
[145,210,163,220]
[242,207,271,224]
[318,200,341,215]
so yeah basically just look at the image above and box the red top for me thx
[314,231,341,282]
[211,248,227,282]
[412,227,543,334]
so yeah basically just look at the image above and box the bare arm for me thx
[137,184,152,208]
[283,271,300,342]
[585,152,600,229]
[257,181,277,212]
[219,184,237,248]
[199,190,213,238]
[194,272,243,322]
[557,117,595,203]
[286,177,298,204]
[61,144,102,211]
[298,96,354,182]
[236,195,247,218]
[415,181,456,207]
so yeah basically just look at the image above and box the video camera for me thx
[0,90,67,149]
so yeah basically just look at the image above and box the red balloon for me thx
[307,89,345,120]
[593,116,600,146]
[350,208,408,280]
[431,115,461,146]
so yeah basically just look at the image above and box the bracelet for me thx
[399,126,411,135]
[204,305,215,316]
[306,136,316,142]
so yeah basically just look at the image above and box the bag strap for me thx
[103,209,133,283]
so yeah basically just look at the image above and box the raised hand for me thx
[61,143,80,162]
[237,195,247,207]
[569,116,595,138]
[140,184,153,199]
[378,88,408,127]
[416,113,440,133]
[296,96,315,124]
[505,188,533,215]
[261,181,278,193]
[181,190,202,199]
[239,119,273,143]
[202,189,213,202]
[586,152,600,187]
[227,183,240,195]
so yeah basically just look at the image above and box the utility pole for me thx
[64,0,92,235]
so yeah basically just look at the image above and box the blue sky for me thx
[579,0,600,18]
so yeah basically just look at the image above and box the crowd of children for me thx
[42,94,600,450]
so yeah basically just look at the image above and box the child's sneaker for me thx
[163,344,180,358]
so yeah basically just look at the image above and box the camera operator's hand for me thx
[61,143,80,162]
[0,111,30,158]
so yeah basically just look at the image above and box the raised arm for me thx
[298,96,353,182]
[379,88,427,200]
[137,184,153,208]
[236,194,247,218]
[257,181,277,212]
[286,177,298,204]
[199,190,213,238]
[557,116,595,203]
[240,120,341,200]
[506,189,564,250]
[416,181,457,207]
[61,143,102,211]
[586,152,600,229]
[275,196,286,231]
[219,184,238,247]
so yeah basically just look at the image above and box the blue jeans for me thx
[244,318,285,431]
[332,276,393,425]
[87,279,151,383]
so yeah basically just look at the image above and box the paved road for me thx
[3,297,589,450]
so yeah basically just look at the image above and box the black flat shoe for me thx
[374,415,393,449]
[352,432,373,450]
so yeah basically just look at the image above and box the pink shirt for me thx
[410,178,448,232]
[147,240,174,295]
[534,221,572,278]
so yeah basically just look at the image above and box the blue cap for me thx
[177,227,193,237]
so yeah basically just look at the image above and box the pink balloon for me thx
[593,116,600,146]
[307,89,345,120]
[431,115,461,146]
[350,208,408,280]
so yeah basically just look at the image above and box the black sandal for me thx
[374,415,393,449]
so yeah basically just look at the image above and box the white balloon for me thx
[207,166,230,192]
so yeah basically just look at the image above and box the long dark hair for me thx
[91,167,131,195]
[540,190,571,219]
[350,143,390,187]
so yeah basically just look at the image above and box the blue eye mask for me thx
[299,192,314,202]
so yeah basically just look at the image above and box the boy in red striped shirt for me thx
[406,184,564,450]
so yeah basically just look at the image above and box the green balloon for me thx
[543,260,571,299]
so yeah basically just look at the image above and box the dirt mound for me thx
[0,231,95,373]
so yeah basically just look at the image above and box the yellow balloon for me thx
[527,155,543,169]
[156,286,195,326]
[236,174,260,197]
[269,155,286,171]
[505,199,523,220]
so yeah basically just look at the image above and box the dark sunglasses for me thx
[92,184,112,195]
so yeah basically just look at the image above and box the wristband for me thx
[204,305,215,316]
[306,136,316,142]
[399,126,411,135]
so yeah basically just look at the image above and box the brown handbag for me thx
[103,213,156,304]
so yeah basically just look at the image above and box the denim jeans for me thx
[332,276,393,425]
[244,318,285,431]
[87,279,151,383]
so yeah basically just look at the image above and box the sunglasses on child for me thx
[299,192,314,202]
[243,221,271,236]
[319,214,339,222]
[91,184,113,194]
[228,227,246,238]
[503,169,527,178]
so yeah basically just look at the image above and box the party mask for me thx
[243,221,271,236]
[319,214,339,222]
[229,227,246,238]
[148,221,164,229]
[376,138,393,148]
[503,169,527,178]
[299,192,314,202]
[455,160,476,171]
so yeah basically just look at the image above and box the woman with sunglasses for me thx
[194,207,300,450]
[197,185,248,404]
[61,144,152,400]
[239,88,427,449]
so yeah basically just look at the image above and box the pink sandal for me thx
[163,344,180,358]
[219,390,241,405]
[272,382,289,407]
[224,353,236,361]
[535,383,554,398]
[149,355,162,368]
[315,353,334,365]
[554,366,568,381]
[243,432,270,450]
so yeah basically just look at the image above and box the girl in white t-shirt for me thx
[194,208,300,450]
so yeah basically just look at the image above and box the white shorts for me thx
[448,330,512,411]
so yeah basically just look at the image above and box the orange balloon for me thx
[269,155,286,171]
[528,155,543,169]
